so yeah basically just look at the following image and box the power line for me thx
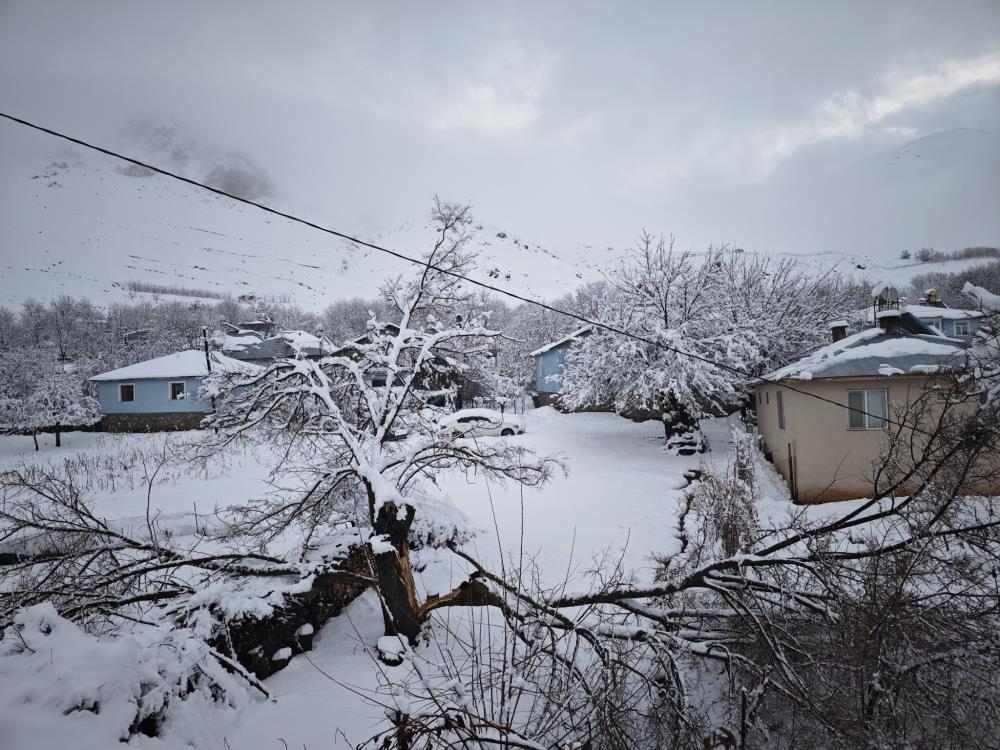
[0,111,953,437]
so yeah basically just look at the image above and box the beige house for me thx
[754,314,987,503]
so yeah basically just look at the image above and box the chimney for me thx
[829,319,848,342]
[876,309,901,335]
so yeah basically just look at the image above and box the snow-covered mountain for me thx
[0,144,609,310]
[0,127,996,311]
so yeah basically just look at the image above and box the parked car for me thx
[438,408,525,438]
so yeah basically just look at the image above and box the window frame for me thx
[168,381,186,401]
[953,320,970,337]
[847,388,889,430]
[118,383,135,402]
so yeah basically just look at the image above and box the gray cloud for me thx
[1,0,998,257]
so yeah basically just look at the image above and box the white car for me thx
[439,409,526,438]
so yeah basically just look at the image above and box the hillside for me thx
[0,148,609,310]
[1,127,996,311]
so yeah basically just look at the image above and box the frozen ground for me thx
[0,407,806,748]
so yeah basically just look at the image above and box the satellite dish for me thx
[872,282,899,304]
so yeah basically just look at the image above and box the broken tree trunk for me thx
[371,501,423,644]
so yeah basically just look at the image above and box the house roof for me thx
[900,304,983,321]
[529,326,593,357]
[221,329,335,361]
[762,328,967,382]
[855,308,957,336]
[90,350,256,381]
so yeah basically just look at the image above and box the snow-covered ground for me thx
[0,407,805,748]
[0,408,707,583]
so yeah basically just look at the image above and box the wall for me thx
[96,376,212,414]
[533,344,572,393]
[102,412,207,432]
[913,315,980,339]
[755,376,997,503]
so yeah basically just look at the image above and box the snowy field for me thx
[0,406,808,748]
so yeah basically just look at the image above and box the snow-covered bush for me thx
[0,603,254,748]
[682,428,760,559]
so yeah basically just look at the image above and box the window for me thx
[848,389,888,430]
[119,383,134,402]
[954,320,970,337]
[169,381,186,401]
[537,357,545,378]
[765,391,770,405]
[776,390,785,429]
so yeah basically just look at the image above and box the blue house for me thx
[903,304,983,341]
[89,350,245,431]
[529,327,591,406]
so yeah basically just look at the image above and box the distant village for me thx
[74,279,994,507]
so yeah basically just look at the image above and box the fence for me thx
[470,394,531,415]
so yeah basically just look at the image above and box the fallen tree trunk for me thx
[209,545,372,679]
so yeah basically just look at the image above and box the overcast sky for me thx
[2,1,999,257]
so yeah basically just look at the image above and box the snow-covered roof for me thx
[219,329,334,361]
[221,333,264,351]
[529,326,593,357]
[281,330,333,351]
[763,328,966,382]
[903,304,983,320]
[90,350,257,381]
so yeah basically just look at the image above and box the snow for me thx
[368,533,396,554]
[527,326,592,357]
[765,327,964,381]
[0,150,610,310]
[280,330,331,350]
[89,350,210,381]
[89,350,257,381]
[439,408,524,427]
[875,309,901,319]
[827,319,848,328]
[964,281,1000,312]
[878,363,904,376]
[903,304,983,320]
[0,603,253,750]
[434,407,703,585]
[0,405,929,747]
[221,333,262,351]
[377,635,408,663]
[272,647,292,662]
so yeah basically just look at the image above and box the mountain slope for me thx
[0,149,608,310]
[1,128,996,311]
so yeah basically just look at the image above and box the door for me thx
[787,442,798,502]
